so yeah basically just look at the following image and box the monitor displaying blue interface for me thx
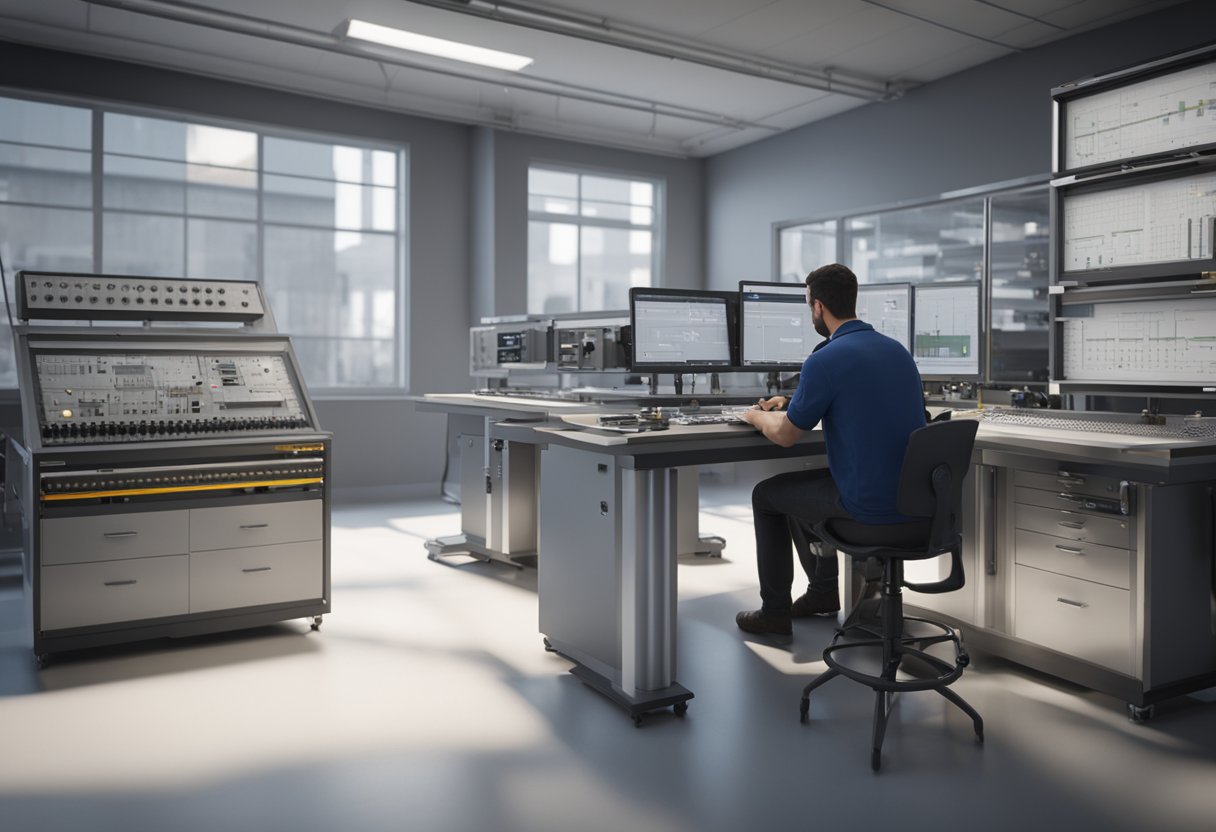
[855,283,912,352]
[739,282,817,369]
[912,283,981,378]
[629,289,733,370]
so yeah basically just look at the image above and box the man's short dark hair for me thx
[805,263,858,319]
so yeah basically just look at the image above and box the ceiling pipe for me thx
[78,0,782,132]
[404,0,909,101]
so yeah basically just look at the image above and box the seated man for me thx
[737,263,925,636]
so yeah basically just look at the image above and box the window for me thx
[777,220,837,282]
[844,198,985,286]
[0,95,406,392]
[528,166,661,314]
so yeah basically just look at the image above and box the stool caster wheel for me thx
[673,702,688,717]
[957,651,970,667]
[799,699,809,724]
[871,749,882,772]
[310,616,323,631]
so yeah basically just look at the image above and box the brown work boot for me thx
[791,588,840,618]
[735,608,792,636]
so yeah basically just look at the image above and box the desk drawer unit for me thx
[1013,529,1132,590]
[1014,503,1131,549]
[41,510,189,566]
[190,540,323,613]
[1013,565,1133,675]
[190,500,322,552]
[41,554,189,631]
[1013,470,1124,500]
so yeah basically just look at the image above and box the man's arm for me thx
[741,408,804,448]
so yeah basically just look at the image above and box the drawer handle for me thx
[1056,492,1084,503]
[239,523,270,530]
[1056,597,1088,608]
[1057,473,1086,486]
[242,566,272,574]
[1057,520,1086,529]
[1055,544,1085,554]
[103,579,137,587]
[103,531,138,538]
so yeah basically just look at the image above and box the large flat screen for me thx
[912,283,981,379]
[739,282,817,369]
[856,283,912,352]
[629,288,733,370]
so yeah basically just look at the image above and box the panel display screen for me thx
[740,282,817,368]
[912,283,981,378]
[856,283,912,352]
[630,290,733,369]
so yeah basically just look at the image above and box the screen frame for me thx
[1052,42,1216,177]
[627,286,740,372]
[911,281,983,382]
[737,280,818,372]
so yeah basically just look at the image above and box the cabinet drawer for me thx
[1014,503,1131,549]
[1013,565,1133,675]
[41,555,189,631]
[1014,529,1131,589]
[1013,469,1124,500]
[41,510,189,566]
[189,540,323,613]
[1014,486,1126,517]
[190,500,322,552]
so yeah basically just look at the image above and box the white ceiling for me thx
[0,0,1192,157]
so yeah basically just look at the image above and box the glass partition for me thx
[777,220,836,282]
[845,198,984,286]
[989,189,1050,382]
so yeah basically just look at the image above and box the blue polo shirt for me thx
[785,319,925,524]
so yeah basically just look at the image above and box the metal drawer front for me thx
[1013,565,1133,675]
[190,500,322,552]
[1013,470,1123,500]
[1013,486,1124,517]
[41,555,189,631]
[189,540,323,613]
[1014,503,1131,549]
[1014,529,1131,590]
[41,510,189,566]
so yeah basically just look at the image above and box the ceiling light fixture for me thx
[341,19,533,71]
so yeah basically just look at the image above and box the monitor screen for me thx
[740,282,817,368]
[629,289,733,369]
[912,283,981,378]
[855,283,912,352]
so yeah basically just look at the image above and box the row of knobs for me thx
[42,417,310,441]
[39,295,247,308]
[44,466,323,492]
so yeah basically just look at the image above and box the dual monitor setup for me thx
[629,281,981,379]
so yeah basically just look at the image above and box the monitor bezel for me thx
[627,286,740,372]
[737,280,817,372]
[911,281,983,382]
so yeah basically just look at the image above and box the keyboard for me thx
[667,408,751,426]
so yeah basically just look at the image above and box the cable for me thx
[0,248,14,330]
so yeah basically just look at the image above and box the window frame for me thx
[0,87,410,398]
[527,161,664,313]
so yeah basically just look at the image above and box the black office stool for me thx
[799,419,983,771]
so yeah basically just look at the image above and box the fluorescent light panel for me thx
[344,19,533,71]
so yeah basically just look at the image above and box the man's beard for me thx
[812,310,830,338]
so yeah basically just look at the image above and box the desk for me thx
[494,419,824,722]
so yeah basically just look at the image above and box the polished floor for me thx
[1,484,1214,832]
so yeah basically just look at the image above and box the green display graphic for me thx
[914,334,970,359]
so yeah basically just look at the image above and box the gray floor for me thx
[1,484,1215,832]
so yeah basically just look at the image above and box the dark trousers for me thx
[751,468,852,613]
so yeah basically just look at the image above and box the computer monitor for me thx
[912,282,981,379]
[628,287,735,371]
[855,283,912,352]
[739,281,818,370]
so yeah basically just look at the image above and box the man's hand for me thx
[755,396,788,411]
[741,407,803,448]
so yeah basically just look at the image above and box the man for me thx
[737,263,925,636]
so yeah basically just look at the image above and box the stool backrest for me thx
[895,419,979,556]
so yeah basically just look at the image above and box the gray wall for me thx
[705,0,1216,290]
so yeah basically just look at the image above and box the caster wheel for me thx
[871,750,882,772]
[632,715,643,728]
[957,652,970,667]
[799,700,809,724]
[310,616,322,631]
[673,702,688,717]
[35,653,48,670]
[542,637,555,653]
[1127,703,1155,724]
